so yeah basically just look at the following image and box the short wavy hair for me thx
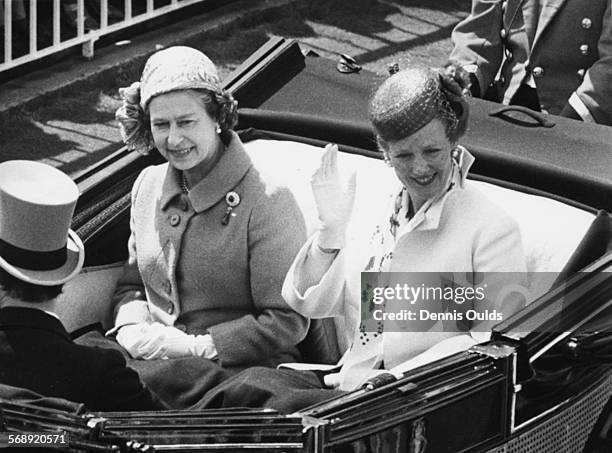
[115,46,239,153]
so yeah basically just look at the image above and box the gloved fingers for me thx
[439,63,471,99]
[116,324,152,358]
[323,372,342,389]
[135,326,166,360]
[327,143,339,179]
[315,143,338,181]
[192,334,218,359]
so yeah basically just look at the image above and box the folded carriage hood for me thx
[227,38,612,212]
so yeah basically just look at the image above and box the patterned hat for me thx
[369,67,444,143]
[139,46,221,110]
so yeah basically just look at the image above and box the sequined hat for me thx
[0,161,84,286]
[139,46,221,110]
[369,67,444,143]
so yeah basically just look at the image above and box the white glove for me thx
[311,144,357,250]
[116,323,217,360]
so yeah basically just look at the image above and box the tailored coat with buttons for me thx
[282,149,528,390]
[112,133,309,368]
[450,0,612,124]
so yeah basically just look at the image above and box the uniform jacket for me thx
[450,0,612,124]
[283,149,527,389]
[0,307,158,411]
[113,133,309,368]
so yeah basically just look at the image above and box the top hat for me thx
[0,160,84,286]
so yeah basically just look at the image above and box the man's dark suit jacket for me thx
[0,307,159,411]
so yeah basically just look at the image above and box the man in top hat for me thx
[0,160,162,411]
[450,0,612,125]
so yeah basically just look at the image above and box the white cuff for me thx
[568,92,595,123]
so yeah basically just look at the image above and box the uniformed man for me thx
[450,0,612,125]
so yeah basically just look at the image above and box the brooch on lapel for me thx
[222,191,241,225]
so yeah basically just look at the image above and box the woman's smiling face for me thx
[384,118,453,210]
[149,90,221,173]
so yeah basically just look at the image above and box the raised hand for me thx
[311,144,357,250]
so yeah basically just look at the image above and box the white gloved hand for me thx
[116,323,217,360]
[311,143,357,250]
[116,323,156,359]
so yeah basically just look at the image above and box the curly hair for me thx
[115,46,239,154]
[194,89,239,146]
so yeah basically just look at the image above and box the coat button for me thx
[500,29,507,39]
[580,44,590,56]
[581,18,592,29]
[169,214,181,226]
[167,305,174,314]
[532,66,544,78]
[577,68,586,78]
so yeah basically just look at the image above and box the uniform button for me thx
[169,214,181,226]
[532,66,544,78]
[175,323,187,332]
[167,305,174,315]
[580,44,590,56]
[500,29,507,39]
[577,68,586,78]
[581,18,592,29]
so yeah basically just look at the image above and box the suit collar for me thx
[160,131,252,213]
[0,307,72,342]
[529,0,566,48]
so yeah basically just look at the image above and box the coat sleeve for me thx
[110,168,153,332]
[94,348,165,411]
[449,0,505,97]
[207,186,310,367]
[471,212,528,336]
[567,0,612,125]
[281,234,358,352]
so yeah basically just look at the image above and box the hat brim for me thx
[0,230,85,286]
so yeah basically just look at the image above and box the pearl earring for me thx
[383,152,393,167]
[215,124,222,134]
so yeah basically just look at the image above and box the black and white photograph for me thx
[0,0,611,451]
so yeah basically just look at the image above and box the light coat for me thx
[112,133,309,368]
[450,0,612,124]
[283,149,527,389]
